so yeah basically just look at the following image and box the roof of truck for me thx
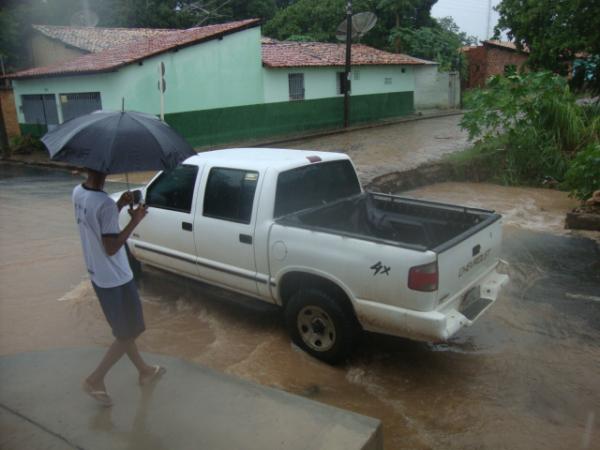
[184,148,350,172]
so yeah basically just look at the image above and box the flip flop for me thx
[139,365,166,386]
[82,381,113,407]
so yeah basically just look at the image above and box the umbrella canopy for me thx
[41,110,196,173]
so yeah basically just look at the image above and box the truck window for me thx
[203,168,259,224]
[274,160,361,217]
[145,164,198,213]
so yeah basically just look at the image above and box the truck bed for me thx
[277,192,501,252]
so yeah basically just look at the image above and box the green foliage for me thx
[495,0,600,92]
[263,0,439,49]
[461,71,600,199]
[389,16,476,72]
[9,134,44,155]
[564,143,600,201]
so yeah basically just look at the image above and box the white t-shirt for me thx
[72,184,133,288]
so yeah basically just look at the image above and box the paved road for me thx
[1,163,598,449]
[268,113,468,183]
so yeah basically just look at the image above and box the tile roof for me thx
[10,19,260,79]
[483,40,530,53]
[32,24,176,53]
[262,41,433,68]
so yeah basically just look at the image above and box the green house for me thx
[9,19,444,147]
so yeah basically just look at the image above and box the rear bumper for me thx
[354,260,509,342]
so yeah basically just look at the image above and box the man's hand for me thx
[102,204,148,256]
[117,191,134,210]
[128,203,148,224]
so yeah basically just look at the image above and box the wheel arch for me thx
[277,270,358,321]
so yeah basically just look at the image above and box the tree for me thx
[495,0,600,90]
[263,0,439,48]
[389,16,476,71]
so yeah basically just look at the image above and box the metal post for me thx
[343,0,352,128]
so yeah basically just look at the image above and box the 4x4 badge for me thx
[371,261,391,276]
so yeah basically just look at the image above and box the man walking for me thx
[74,169,165,407]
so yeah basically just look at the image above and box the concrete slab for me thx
[0,348,382,450]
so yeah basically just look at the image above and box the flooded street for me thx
[1,163,599,449]
[269,114,469,183]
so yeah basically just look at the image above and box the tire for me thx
[126,244,142,280]
[284,288,358,364]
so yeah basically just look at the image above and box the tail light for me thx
[408,262,438,292]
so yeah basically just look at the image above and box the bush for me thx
[563,143,600,201]
[461,71,600,197]
[9,134,45,155]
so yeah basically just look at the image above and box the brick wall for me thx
[465,47,488,89]
[464,45,528,90]
[0,88,21,139]
[485,47,528,78]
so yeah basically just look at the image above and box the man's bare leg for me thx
[122,339,158,382]
[85,339,131,392]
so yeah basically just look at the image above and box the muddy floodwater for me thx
[270,114,469,182]
[1,163,599,449]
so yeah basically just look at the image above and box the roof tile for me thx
[262,41,433,68]
[10,19,260,79]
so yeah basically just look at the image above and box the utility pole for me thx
[486,0,493,39]
[343,0,352,128]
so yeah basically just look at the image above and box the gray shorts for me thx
[92,279,146,340]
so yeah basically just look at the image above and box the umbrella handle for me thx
[125,172,132,208]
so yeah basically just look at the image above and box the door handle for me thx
[182,222,193,231]
[239,234,252,244]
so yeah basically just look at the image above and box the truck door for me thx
[130,164,201,277]
[193,166,261,295]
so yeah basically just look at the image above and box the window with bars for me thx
[60,92,102,122]
[288,73,305,100]
[21,94,59,126]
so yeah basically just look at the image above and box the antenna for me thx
[336,12,377,42]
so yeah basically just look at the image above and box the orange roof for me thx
[262,41,433,68]
[483,40,529,53]
[32,24,176,53]
[10,19,260,79]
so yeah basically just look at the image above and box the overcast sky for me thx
[432,0,504,42]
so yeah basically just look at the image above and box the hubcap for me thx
[297,306,336,352]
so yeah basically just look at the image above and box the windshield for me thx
[274,159,361,217]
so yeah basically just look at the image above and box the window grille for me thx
[384,77,393,85]
[21,94,58,125]
[288,73,305,100]
[60,92,102,122]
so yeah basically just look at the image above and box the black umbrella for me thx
[41,110,196,174]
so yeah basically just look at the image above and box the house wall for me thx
[465,45,528,89]
[414,65,460,109]
[263,65,415,103]
[485,47,528,77]
[30,33,87,67]
[13,27,263,131]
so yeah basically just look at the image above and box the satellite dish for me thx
[70,9,99,27]
[336,12,377,42]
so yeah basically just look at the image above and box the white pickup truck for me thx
[119,148,509,363]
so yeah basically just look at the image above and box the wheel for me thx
[125,244,142,280]
[284,288,358,364]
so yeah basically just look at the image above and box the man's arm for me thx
[102,204,147,256]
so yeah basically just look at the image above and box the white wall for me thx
[263,65,416,104]
[414,65,460,110]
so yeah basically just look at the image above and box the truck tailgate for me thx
[436,217,504,306]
